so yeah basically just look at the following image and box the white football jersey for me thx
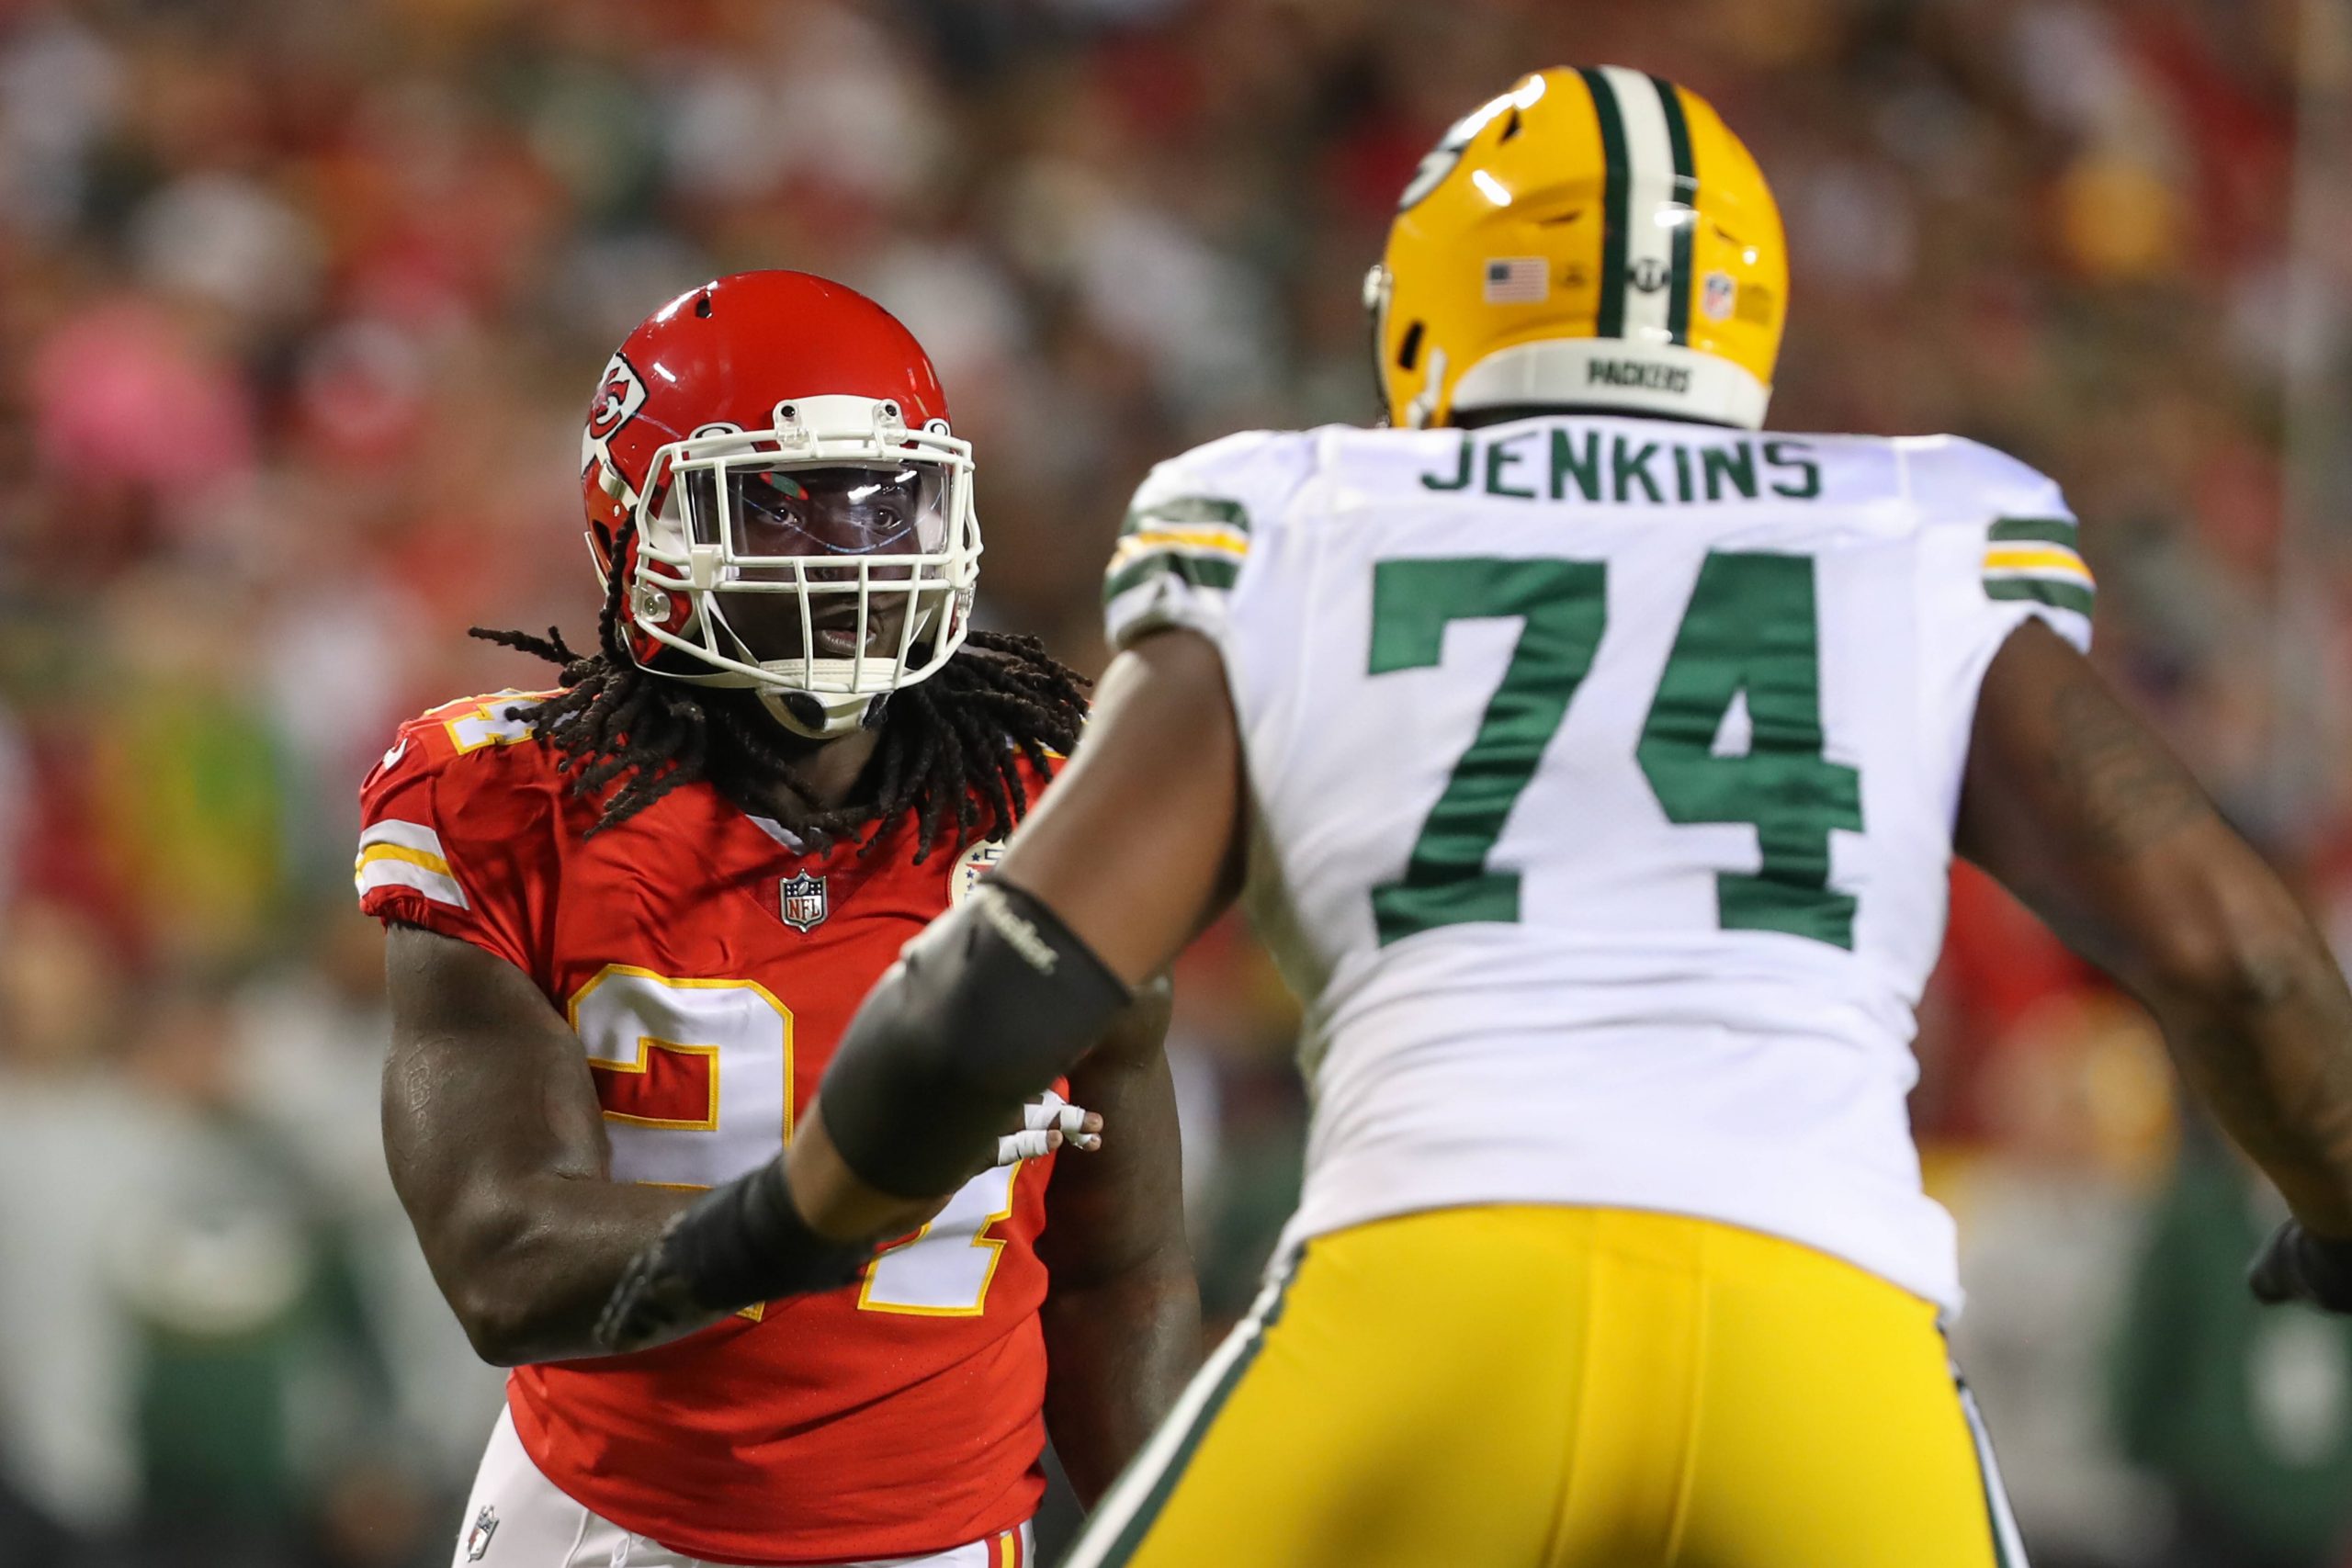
[1103,413,2094,1312]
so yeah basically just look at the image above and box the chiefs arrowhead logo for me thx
[587,352,648,439]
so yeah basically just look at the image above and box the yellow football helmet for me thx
[1367,67,1788,430]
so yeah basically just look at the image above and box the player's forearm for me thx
[423,1175,698,1365]
[1957,632,2352,1235]
[382,924,705,1364]
[1042,1254,1204,1507]
[1034,975,1192,1506]
[2136,878,2352,1236]
[812,883,1131,1204]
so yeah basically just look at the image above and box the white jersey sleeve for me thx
[1102,430,1316,653]
[1905,435,2094,831]
[1909,434,2093,645]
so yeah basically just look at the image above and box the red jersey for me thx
[356,689,1058,1566]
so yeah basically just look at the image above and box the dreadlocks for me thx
[470,527,1089,863]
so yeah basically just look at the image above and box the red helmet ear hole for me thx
[695,293,713,319]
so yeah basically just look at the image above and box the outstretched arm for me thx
[382,923,701,1364]
[786,626,1246,1239]
[594,629,1243,1349]
[1039,979,1200,1506]
[989,628,1250,983]
[1956,621,2352,1266]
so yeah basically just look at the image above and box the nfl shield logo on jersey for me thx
[779,872,830,931]
[464,1506,498,1561]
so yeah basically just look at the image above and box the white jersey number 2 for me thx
[569,965,1015,1317]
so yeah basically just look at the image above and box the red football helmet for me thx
[579,271,980,739]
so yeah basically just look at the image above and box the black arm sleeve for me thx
[819,881,1133,1198]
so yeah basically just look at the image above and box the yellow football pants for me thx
[1067,1205,2025,1568]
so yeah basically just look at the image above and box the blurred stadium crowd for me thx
[0,0,2346,1564]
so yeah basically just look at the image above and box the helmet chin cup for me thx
[756,686,876,739]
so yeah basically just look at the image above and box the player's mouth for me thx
[718,586,912,665]
[809,607,896,660]
[814,625,863,658]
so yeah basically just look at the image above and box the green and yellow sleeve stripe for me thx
[1102,496,1251,604]
[1982,517,2093,618]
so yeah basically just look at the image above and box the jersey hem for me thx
[358,890,535,976]
[505,1386,1044,1567]
[1275,1169,1962,1314]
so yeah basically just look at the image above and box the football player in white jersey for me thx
[601,66,2352,1568]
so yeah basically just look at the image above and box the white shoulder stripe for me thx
[359,818,448,859]
[356,856,469,911]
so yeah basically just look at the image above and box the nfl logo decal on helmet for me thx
[464,1505,498,1561]
[779,872,830,931]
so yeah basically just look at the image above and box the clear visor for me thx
[625,413,980,707]
[653,459,959,671]
[671,462,949,563]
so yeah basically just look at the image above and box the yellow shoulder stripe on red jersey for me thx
[356,819,468,909]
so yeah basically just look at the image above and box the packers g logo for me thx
[1397,116,1477,212]
[1396,77,1548,212]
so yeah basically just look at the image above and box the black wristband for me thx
[594,1162,875,1355]
[670,1160,874,1310]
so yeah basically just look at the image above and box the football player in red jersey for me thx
[360,271,1198,1568]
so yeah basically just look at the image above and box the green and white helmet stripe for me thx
[1581,65,1634,341]
[1655,76,1698,346]
[1577,65,1698,350]
[1453,66,1765,428]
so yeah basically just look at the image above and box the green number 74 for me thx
[1369,552,1863,950]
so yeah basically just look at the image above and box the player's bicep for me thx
[1040,978,1188,1289]
[997,627,1246,986]
[1953,618,2249,988]
[381,923,611,1257]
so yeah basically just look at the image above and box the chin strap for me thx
[755,685,885,739]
